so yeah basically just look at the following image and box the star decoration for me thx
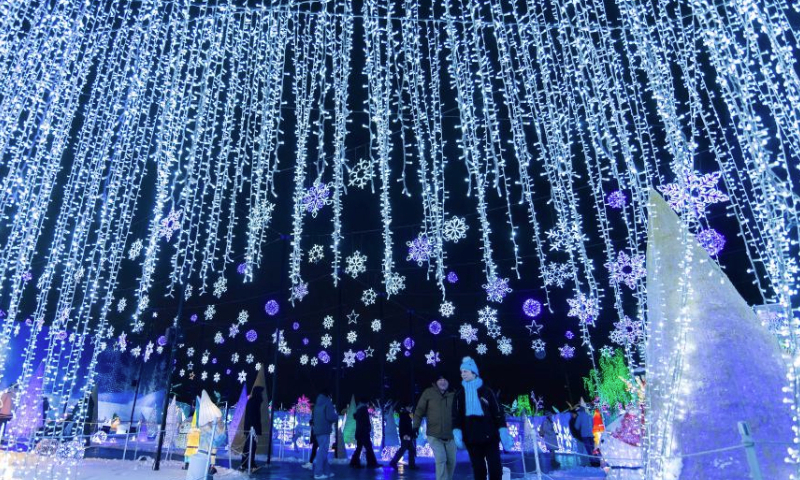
[201,371,208,381]
[425,350,441,366]
[364,346,374,358]
[361,288,377,306]
[439,301,455,317]
[459,324,479,344]
[525,321,543,336]
[605,250,645,289]
[347,310,359,324]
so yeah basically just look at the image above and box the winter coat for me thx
[452,383,506,445]
[413,386,454,440]
[573,409,594,438]
[398,411,415,439]
[353,404,372,442]
[243,393,263,436]
[312,394,339,436]
[540,417,558,450]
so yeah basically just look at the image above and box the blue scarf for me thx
[462,377,484,416]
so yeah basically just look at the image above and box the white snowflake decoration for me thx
[268,364,275,374]
[497,337,513,355]
[478,306,498,326]
[116,298,127,313]
[310,357,318,367]
[542,262,572,288]
[323,315,334,330]
[131,346,141,358]
[610,316,643,345]
[425,350,441,366]
[439,301,455,318]
[348,158,373,189]
[213,373,220,383]
[291,281,309,302]
[201,371,208,381]
[186,347,195,358]
[246,354,254,364]
[386,273,406,296]
[371,319,382,332]
[231,353,240,363]
[545,218,586,252]
[308,244,325,264]
[476,344,488,355]
[300,354,309,365]
[127,239,143,260]
[361,288,377,306]
[605,251,645,289]
[229,323,240,338]
[159,208,183,241]
[343,350,357,368]
[238,371,247,384]
[179,369,185,377]
[657,170,729,218]
[483,276,512,303]
[407,234,433,266]
[302,182,332,217]
[346,331,358,344]
[144,342,154,362]
[345,251,368,278]
[600,346,615,358]
[559,344,575,359]
[566,294,599,326]
[185,284,193,299]
[213,276,228,298]
[255,362,262,371]
[459,324,479,344]
[321,334,333,348]
[201,350,209,365]
[443,216,469,243]
[486,323,502,339]
[214,332,224,344]
[531,338,546,353]
[204,305,216,321]
[386,341,401,362]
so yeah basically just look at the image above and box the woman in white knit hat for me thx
[186,390,228,480]
[452,357,513,480]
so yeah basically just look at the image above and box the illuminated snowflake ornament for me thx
[371,319,382,332]
[213,373,220,383]
[696,228,726,257]
[348,158,373,189]
[237,310,249,325]
[386,273,406,296]
[605,251,645,289]
[606,190,627,209]
[361,288,377,306]
[127,239,143,260]
[117,298,127,313]
[542,263,571,288]
[128,346,139,358]
[229,323,239,338]
[545,218,586,252]
[497,337,512,355]
[246,354,254,364]
[238,371,247,384]
[231,353,240,363]
[345,251,368,278]
[213,276,228,298]
[310,357,318,367]
[443,217,469,243]
[159,208,183,241]
[323,315,334,330]
[291,281,309,302]
[600,346,615,358]
[478,306,498,326]
[204,305,216,321]
[486,323,501,339]
[308,244,325,264]
[346,331,357,344]
[567,294,599,326]
[531,338,546,353]
[300,354,309,366]
[460,324,479,344]
[407,234,433,266]
[386,341,401,362]
[343,350,357,368]
[559,344,575,359]
[657,170,729,218]
[425,350,441,366]
[610,316,643,345]
[483,276,512,303]
[447,271,459,284]
[302,182,332,217]
[214,332,224,344]
[476,344,488,355]
[439,301,455,318]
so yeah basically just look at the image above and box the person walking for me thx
[413,374,456,480]
[311,389,338,479]
[389,405,417,469]
[240,386,264,471]
[0,384,18,440]
[452,357,513,480]
[349,397,380,468]
[539,412,560,471]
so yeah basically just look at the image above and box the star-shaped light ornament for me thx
[525,321,543,336]
[364,347,375,358]
[347,310,359,324]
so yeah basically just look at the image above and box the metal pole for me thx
[266,235,290,465]
[248,427,254,473]
[204,421,217,477]
[133,420,141,460]
[738,421,764,480]
[128,360,145,427]
[122,422,131,460]
[530,417,543,480]
[408,310,415,406]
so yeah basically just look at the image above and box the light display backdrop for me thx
[0,0,797,477]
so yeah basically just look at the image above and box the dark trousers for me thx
[241,436,258,468]
[390,439,416,466]
[581,437,598,465]
[466,441,502,480]
[309,436,319,463]
[350,438,379,466]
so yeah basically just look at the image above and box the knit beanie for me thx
[460,356,479,376]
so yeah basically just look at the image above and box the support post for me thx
[266,234,290,465]
[153,287,184,470]
[738,421,763,480]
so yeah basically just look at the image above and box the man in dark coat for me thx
[389,405,417,469]
[349,397,380,468]
[240,386,264,470]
